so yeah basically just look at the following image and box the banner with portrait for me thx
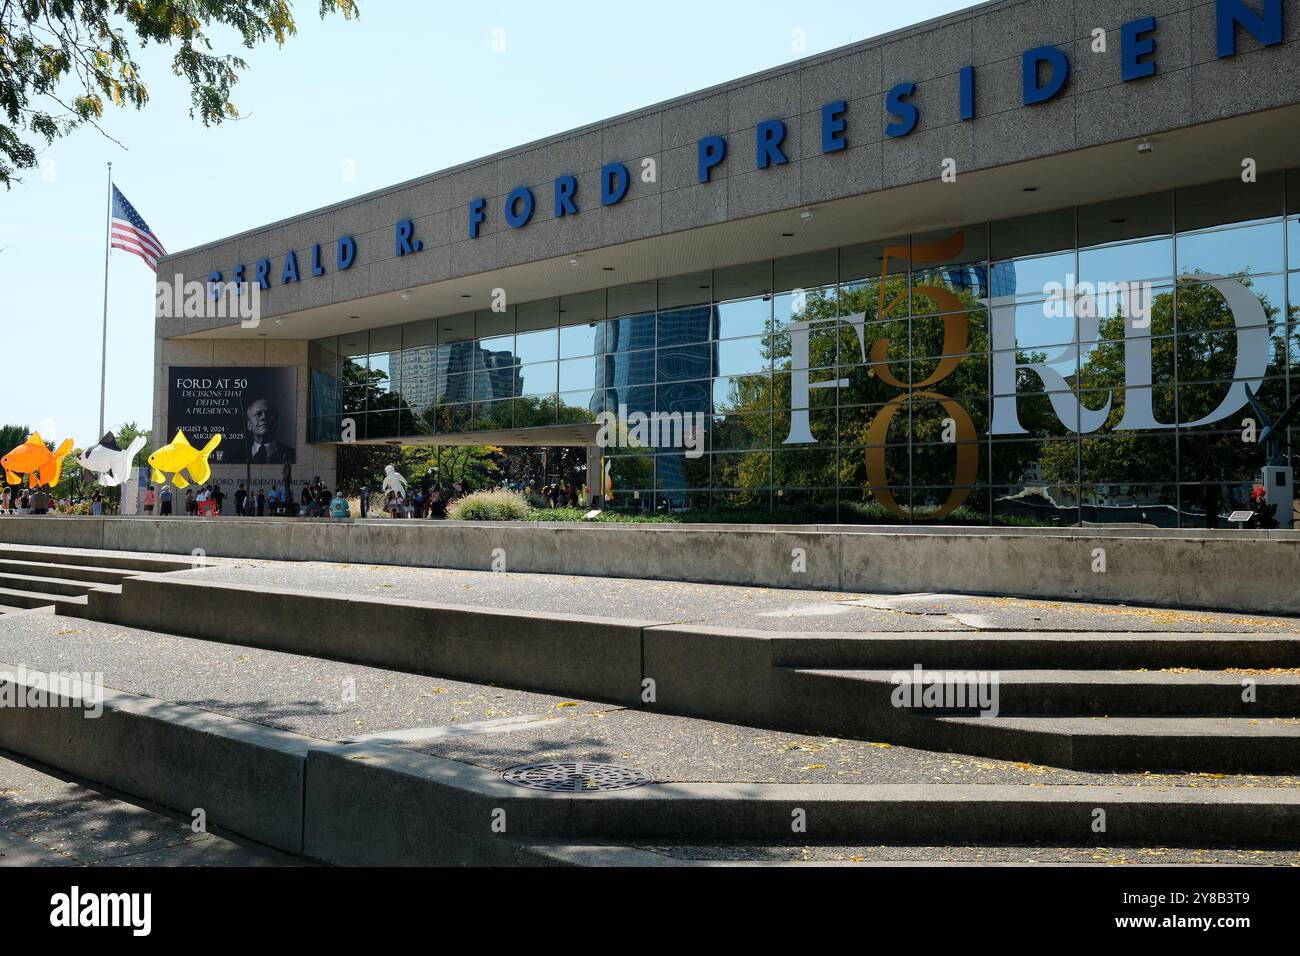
[166,367,297,465]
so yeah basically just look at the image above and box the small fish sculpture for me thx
[147,430,222,488]
[2,432,74,489]
[77,431,148,487]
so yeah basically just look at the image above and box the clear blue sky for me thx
[0,0,974,446]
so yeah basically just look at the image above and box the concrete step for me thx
[789,667,1300,716]
[0,658,1296,864]
[0,571,108,598]
[924,714,1300,774]
[0,545,192,575]
[0,586,90,612]
[769,632,1300,670]
[0,557,136,586]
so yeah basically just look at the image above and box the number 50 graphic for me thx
[864,231,978,520]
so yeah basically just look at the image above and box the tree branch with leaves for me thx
[0,0,358,187]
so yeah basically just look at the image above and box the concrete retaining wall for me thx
[4,515,1299,614]
[106,576,648,705]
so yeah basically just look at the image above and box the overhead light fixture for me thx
[602,267,614,272]
[781,232,795,238]
[1022,186,1039,193]
[569,256,579,265]
[1137,139,1153,154]
[460,294,472,299]
[399,291,412,300]
[801,209,815,221]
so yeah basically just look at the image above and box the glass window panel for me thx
[1177,328,1287,384]
[711,415,771,452]
[712,449,771,485]
[717,296,772,339]
[1078,191,1173,246]
[712,373,771,415]
[840,238,903,286]
[600,312,655,352]
[658,380,710,416]
[992,438,1077,484]
[513,396,554,428]
[775,249,837,294]
[775,284,836,325]
[715,336,770,377]
[437,365,472,404]
[1176,274,1283,334]
[992,485,1079,526]
[1290,219,1300,270]
[403,320,437,349]
[1177,376,1285,429]
[1079,237,1173,286]
[557,390,600,422]
[560,321,600,359]
[600,350,656,388]
[472,399,513,431]
[339,333,368,359]
[658,304,715,347]
[606,384,656,416]
[772,447,837,487]
[991,208,1074,261]
[657,344,711,382]
[608,281,656,317]
[1177,221,1285,278]
[432,403,472,434]
[475,359,518,401]
[1080,434,1176,484]
[517,362,557,397]
[715,260,771,300]
[1176,173,1284,232]
[658,272,712,309]
[561,288,605,322]
[436,312,474,344]
[1080,484,1178,527]
[475,309,514,354]
[989,251,1075,301]
[558,356,596,392]
[995,297,1076,352]
[516,298,557,333]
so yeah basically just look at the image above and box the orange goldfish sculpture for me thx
[2,432,75,488]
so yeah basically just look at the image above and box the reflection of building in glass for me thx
[309,171,1298,528]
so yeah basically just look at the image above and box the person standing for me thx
[143,485,156,515]
[159,486,173,516]
[359,485,370,518]
[91,489,104,516]
[213,484,226,516]
[235,483,248,517]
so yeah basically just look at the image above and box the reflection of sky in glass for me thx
[1177,221,1284,277]
[1079,238,1172,285]
[991,253,1074,300]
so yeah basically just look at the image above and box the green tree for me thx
[1,0,359,187]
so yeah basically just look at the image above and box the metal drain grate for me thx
[501,761,652,793]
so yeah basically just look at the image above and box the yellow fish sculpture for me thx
[147,430,222,488]
[2,432,74,488]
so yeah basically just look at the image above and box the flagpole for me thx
[98,161,113,438]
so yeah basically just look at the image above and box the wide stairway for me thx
[0,545,192,617]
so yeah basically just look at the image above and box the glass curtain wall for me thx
[309,168,1300,526]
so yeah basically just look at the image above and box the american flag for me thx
[110,185,167,270]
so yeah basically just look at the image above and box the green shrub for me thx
[446,489,532,521]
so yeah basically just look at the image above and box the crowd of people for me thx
[4,473,591,520]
